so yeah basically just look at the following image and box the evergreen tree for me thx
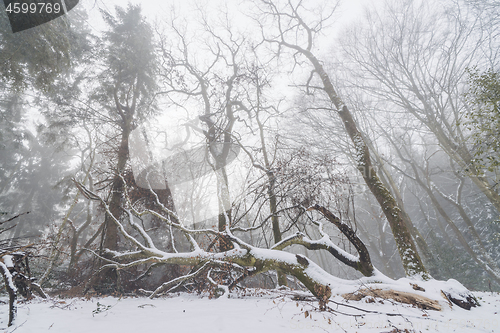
[94,4,158,252]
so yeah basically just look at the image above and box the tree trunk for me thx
[369,141,435,268]
[0,262,16,326]
[298,49,428,278]
[103,127,130,252]
[256,104,287,286]
[426,120,500,213]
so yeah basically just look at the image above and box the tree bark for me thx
[260,1,428,275]
[255,101,287,286]
[298,48,427,277]
[0,262,16,327]
[103,127,130,252]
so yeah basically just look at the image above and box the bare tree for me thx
[331,0,500,288]
[254,0,428,278]
[338,0,500,213]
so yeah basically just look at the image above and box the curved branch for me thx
[308,205,373,275]
[273,208,374,278]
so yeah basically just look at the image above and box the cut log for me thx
[342,288,442,311]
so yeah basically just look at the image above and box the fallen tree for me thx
[74,178,478,311]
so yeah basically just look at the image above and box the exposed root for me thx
[441,290,479,310]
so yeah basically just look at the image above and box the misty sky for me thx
[78,0,376,36]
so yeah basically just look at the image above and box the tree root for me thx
[441,290,479,310]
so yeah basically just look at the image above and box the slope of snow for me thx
[1,289,499,333]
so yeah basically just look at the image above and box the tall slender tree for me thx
[257,0,428,278]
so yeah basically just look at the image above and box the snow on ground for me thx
[0,289,498,333]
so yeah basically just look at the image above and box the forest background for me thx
[0,0,499,304]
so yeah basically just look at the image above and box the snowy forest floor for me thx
[0,288,498,333]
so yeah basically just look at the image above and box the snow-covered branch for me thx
[271,204,374,277]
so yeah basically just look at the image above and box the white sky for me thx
[78,0,375,36]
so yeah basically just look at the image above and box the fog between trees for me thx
[0,0,498,300]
